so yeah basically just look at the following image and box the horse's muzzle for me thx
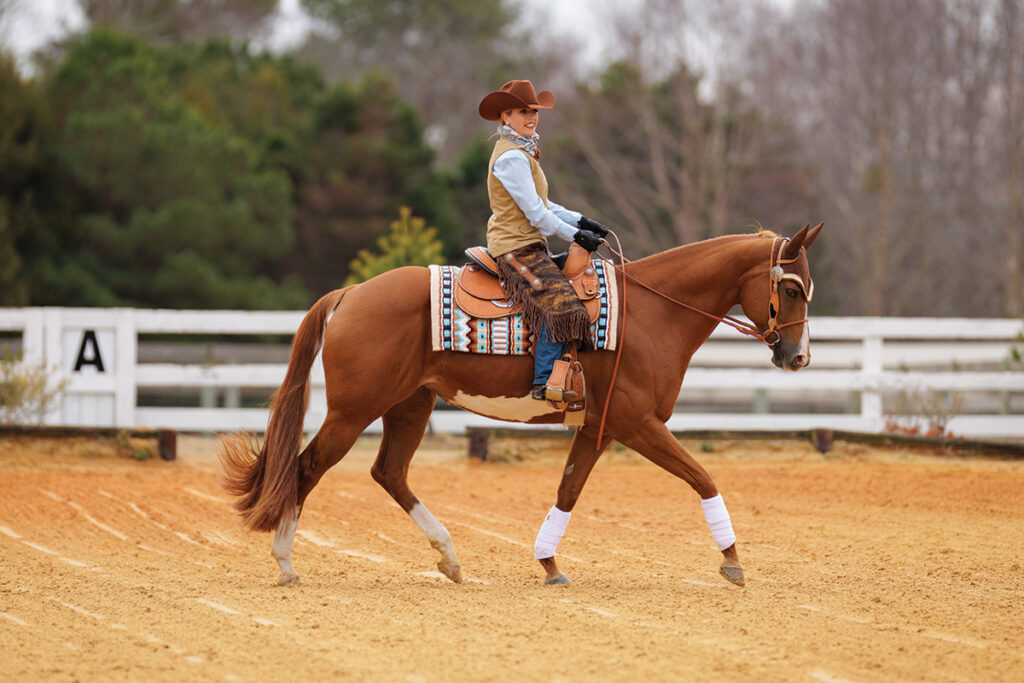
[771,328,811,371]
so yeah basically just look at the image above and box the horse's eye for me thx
[785,287,799,299]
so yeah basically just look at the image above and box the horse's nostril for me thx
[794,354,808,367]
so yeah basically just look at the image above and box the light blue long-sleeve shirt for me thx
[492,149,581,244]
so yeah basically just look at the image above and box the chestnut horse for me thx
[221,224,822,588]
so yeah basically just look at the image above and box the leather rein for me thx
[606,234,809,347]
[594,233,810,446]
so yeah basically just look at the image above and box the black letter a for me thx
[74,330,105,372]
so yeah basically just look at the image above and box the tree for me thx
[997,0,1023,316]
[31,29,306,308]
[296,0,515,160]
[287,71,461,295]
[732,0,1016,317]
[80,0,278,45]
[344,206,445,285]
[0,50,47,305]
[546,60,814,263]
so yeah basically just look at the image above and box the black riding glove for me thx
[573,229,602,252]
[578,216,610,238]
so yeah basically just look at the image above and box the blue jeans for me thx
[533,323,564,386]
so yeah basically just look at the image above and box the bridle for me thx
[762,236,813,347]
[594,233,812,445]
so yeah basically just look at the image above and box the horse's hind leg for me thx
[271,412,366,585]
[370,387,462,583]
[270,506,301,585]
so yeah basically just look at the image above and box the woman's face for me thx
[503,107,539,137]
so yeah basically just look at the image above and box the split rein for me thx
[602,232,806,346]
[593,232,807,445]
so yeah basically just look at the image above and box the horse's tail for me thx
[219,286,351,532]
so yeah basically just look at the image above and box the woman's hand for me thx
[578,216,611,238]
[573,229,603,252]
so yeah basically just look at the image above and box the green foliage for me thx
[344,207,444,285]
[0,52,48,306]
[0,350,65,425]
[0,28,471,308]
[26,30,306,309]
[288,71,460,294]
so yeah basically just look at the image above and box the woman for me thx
[478,79,612,401]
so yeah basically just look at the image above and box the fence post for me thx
[115,309,137,427]
[467,427,489,461]
[42,308,63,425]
[861,335,884,430]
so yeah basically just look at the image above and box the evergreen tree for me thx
[31,29,307,309]
[0,52,47,306]
[344,206,444,285]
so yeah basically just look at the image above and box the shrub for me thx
[0,349,66,425]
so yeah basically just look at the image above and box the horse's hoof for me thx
[438,561,462,584]
[277,572,299,586]
[719,564,745,587]
[544,573,571,585]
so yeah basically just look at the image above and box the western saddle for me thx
[457,243,596,416]
[457,243,601,322]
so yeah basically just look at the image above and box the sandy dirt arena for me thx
[1,432,1022,682]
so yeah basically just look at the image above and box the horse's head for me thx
[739,223,822,371]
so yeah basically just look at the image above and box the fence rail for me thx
[2,308,1022,438]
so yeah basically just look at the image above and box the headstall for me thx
[762,237,812,347]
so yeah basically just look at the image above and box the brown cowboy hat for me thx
[478,80,555,121]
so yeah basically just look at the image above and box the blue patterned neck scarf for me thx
[498,124,541,159]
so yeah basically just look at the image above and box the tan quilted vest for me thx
[485,138,550,257]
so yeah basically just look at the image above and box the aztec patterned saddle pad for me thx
[429,259,620,355]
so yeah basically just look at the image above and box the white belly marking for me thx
[448,390,560,422]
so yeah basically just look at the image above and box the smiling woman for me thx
[502,107,539,137]
[477,79,613,402]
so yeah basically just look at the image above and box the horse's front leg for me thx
[534,426,609,585]
[619,418,744,587]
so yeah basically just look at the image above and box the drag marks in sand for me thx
[1,448,1021,681]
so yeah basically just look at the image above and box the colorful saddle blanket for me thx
[429,259,619,355]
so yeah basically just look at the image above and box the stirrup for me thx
[544,386,580,402]
[532,385,580,402]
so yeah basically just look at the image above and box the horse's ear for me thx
[803,222,824,252]
[784,224,811,259]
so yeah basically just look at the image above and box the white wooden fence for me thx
[1,308,1022,438]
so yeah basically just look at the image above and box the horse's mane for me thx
[628,229,777,267]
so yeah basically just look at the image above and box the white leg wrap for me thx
[701,494,736,551]
[534,506,571,560]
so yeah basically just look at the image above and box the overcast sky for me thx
[0,0,612,69]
